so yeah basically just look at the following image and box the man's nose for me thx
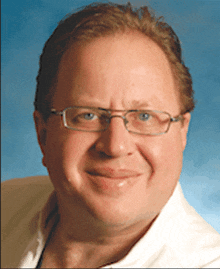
[95,115,135,158]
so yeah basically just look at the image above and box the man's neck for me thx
[43,192,158,268]
[42,215,156,268]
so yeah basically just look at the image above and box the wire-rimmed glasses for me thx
[50,106,183,136]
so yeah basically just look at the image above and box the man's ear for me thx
[33,111,47,165]
[181,112,191,151]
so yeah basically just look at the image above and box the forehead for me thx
[53,32,180,112]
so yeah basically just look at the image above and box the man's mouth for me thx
[87,167,142,179]
[86,167,142,195]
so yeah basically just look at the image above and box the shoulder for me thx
[2,175,53,204]
[2,175,53,226]
[167,183,220,267]
[2,175,52,193]
[1,176,54,268]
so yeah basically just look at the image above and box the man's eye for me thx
[138,113,151,121]
[80,113,97,120]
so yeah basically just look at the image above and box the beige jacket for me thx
[2,176,220,268]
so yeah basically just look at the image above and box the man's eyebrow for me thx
[127,100,151,109]
[71,99,151,110]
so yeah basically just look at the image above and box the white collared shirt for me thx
[2,176,220,268]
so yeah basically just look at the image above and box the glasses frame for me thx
[50,106,183,136]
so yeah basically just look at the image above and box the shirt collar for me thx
[103,182,184,268]
[19,190,59,268]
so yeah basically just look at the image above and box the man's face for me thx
[35,33,190,226]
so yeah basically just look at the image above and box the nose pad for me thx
[95,115,134,157]
[109,115,128,127]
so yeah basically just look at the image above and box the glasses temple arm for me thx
[170,115,184,122]
[51,109,63,115]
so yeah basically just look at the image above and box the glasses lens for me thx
[126,111,170,135]
[65,107,109,131]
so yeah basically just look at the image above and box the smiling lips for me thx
[86,167,142,195]
[87,167,142,179]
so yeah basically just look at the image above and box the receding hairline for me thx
[51,30,181,109]
[35,2,195,121]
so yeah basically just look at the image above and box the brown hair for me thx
[34,2,195,121]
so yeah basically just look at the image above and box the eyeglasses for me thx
[50,106,183,136]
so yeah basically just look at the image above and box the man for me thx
[2,2,220,268]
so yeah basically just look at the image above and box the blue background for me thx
[2,0,220,232]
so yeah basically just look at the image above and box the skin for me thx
[34,32,191,268]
